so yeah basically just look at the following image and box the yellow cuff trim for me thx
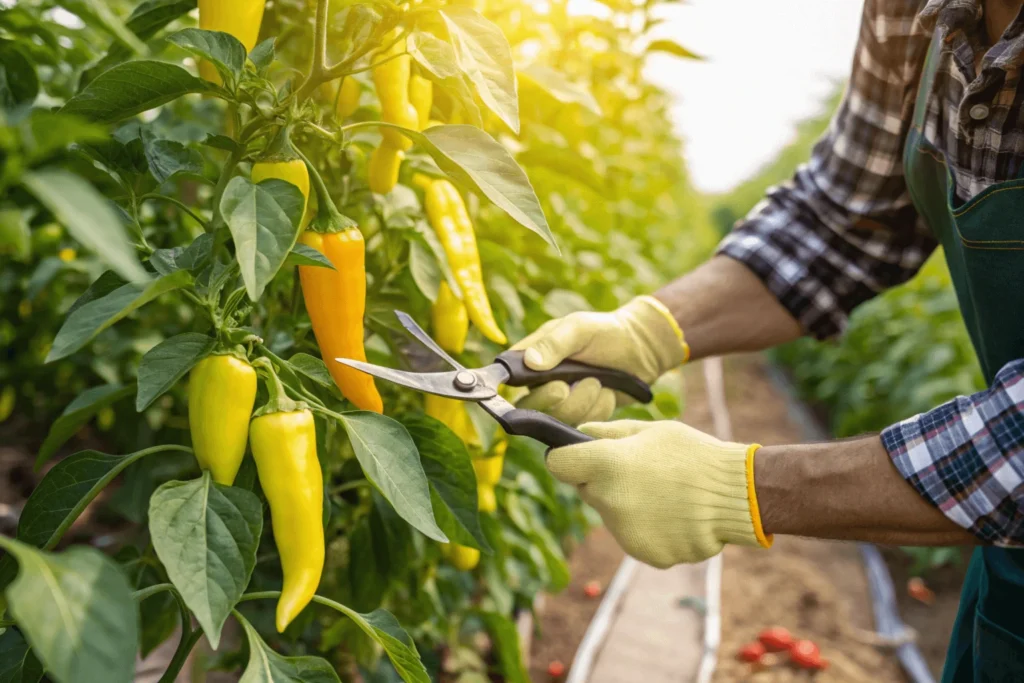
[637,295,690,363]
[745,444,773,549]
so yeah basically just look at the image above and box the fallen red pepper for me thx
[758,626,794,652]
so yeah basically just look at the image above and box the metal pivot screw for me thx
[453,371,477,391]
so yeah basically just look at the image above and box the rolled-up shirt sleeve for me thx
[883,359,1024,546]
[717,0,936,339]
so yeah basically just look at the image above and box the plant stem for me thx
[156,628,204,683]
[295,0,331,101]
[332,479,370,495]
[209,146,245,230]
[132,583,175,602]
[342,50,408,77]
[140,194,210,230]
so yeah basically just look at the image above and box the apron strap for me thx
[911,33,943,131]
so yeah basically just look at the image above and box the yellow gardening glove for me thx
[547,420,771,568]
[511,296,688,425]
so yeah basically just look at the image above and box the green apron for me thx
[904,34,1024,682]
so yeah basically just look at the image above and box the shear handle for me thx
[493,408,595,448]
[495,350,653,404]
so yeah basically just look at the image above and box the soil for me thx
[528,354,965,683]
[527,526,625,682]
[714,355,963,682]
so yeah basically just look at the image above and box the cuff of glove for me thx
[631,296,691,368]
[713,444,773,550]
[745,445,773,549]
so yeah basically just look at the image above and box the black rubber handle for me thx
[493,408,595,448]
[495,350,653,404]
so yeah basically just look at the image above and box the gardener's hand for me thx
[547,420,772,567]
[511,296,688,425]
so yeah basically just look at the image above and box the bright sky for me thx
[570,0,864,193]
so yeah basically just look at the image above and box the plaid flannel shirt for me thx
[717,0,1024,545]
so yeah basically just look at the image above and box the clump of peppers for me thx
[251,126,311,228]
[249,359,324,632]
[197,0,266,84]
[295,150,383,412]
[188,353,257,486]
[418,174,507,344]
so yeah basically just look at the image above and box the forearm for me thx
[654,256,803,361]
[754,435,975,546]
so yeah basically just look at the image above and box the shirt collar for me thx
[920,0,982,34]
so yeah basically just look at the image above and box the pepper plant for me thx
[0,0,702,680]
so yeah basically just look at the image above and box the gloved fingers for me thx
[546,377,605,426]
[514,381,571,413]
[578,387,616,425]
[578,419,658,440]
[546,439,617,486]
[519,315,598,371]
[510,318,560,353]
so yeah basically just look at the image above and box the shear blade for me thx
[334,358,496,400]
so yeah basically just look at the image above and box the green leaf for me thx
[220,176,305,301]
[22,449,159,552]
[645,39,704,61]
[415,125,554,248]
[61,59,207,123]
[408,31,459,79]
[409,240,440,302]
[315,602,428,683]
[438,8,519,133]
[59,0,148,56]
[150,233,214,275]
[286,244,336,270]
[47,269,193,362]
[249,38,275,72]
[148,473,262,649]
[0,538,138,683]
[288,353,335,389]
[237,615,341,683]
[518,64,601,116]
[167,28,246,83]
[80,0,198,85]
[136,333,215,410]
[22,169,148,284]
[403,414,490,552]
[21,110,108,164]
[542,288,592,318]
[476,611,528,683]
[35,385,134,469]
[141,129,204,183]
[0,41,38,108]
[0,208,30,262]
[338,412,447,542]
[0,629,43,683]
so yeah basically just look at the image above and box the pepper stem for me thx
[251,357,306,417]
[261,123,299,163]
[293,146,357,234]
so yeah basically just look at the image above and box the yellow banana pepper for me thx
[249,360,324,632]
[198,0,266,84]
[423,179,507,344]
[188,354,258,485]
[432,280,469,355]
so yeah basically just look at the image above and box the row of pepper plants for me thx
[0,0,707,680]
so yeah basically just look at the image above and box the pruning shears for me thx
[334,311,653,448]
